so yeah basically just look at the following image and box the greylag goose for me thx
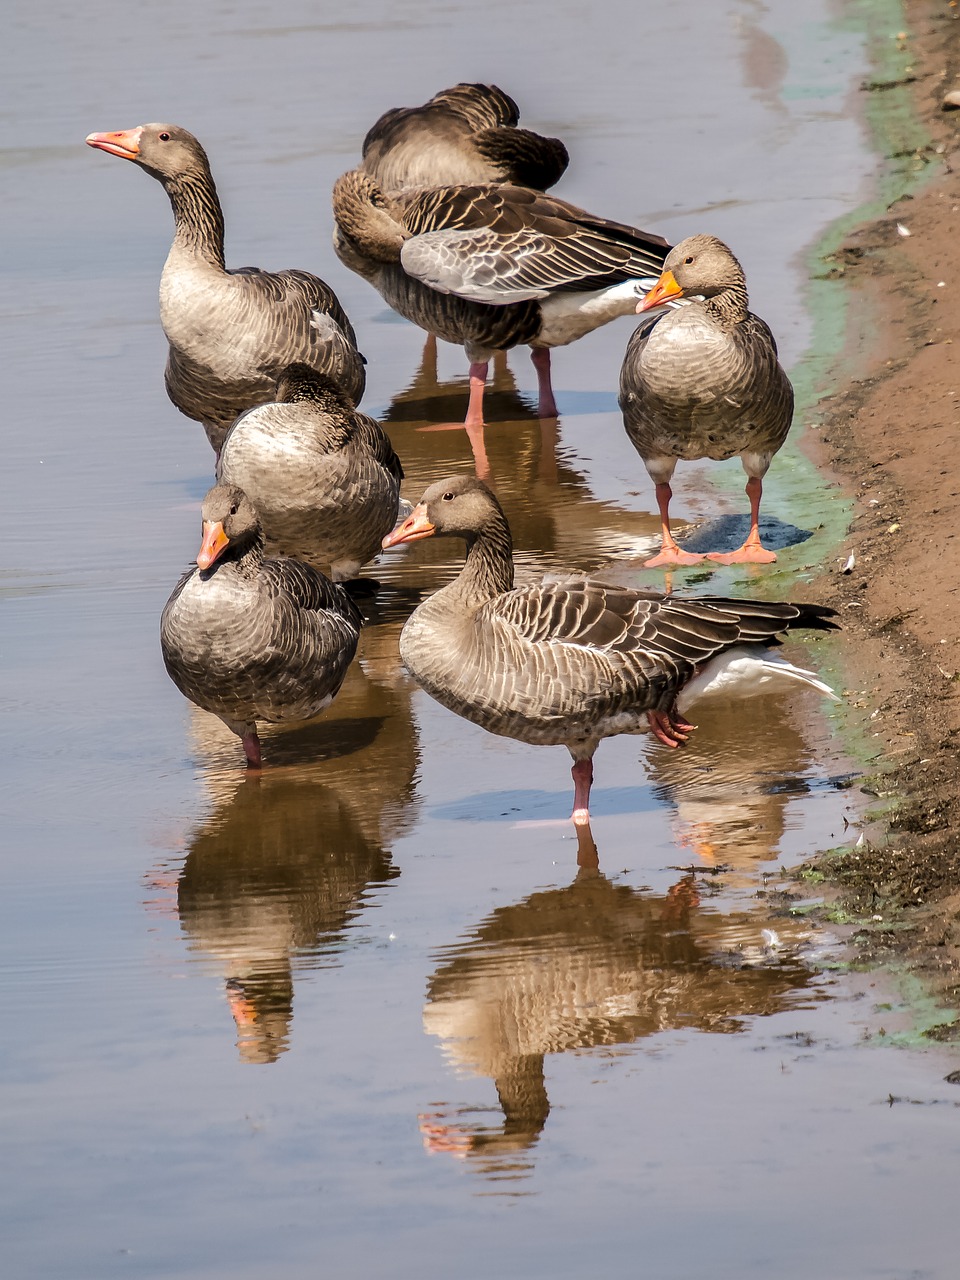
[360,82,568,193]
[217,364,403,580]
[619,234,794,567]
[86,123,366,453]
[382,475,837,825]
[161,484,362,767]
[332,171,670,425]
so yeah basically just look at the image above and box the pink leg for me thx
[465,360,489,428]
[571,757,594,825]
[530,347,558,418]
[647,708,696,747]
[644,482,706,568]
[241,731,262,768]
[706,476,777,565]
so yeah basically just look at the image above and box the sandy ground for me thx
[806,0,960,1024]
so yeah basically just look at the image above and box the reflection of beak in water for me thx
[167,647,418,1061]
[421,858,817,1178]
[647,682,817,877]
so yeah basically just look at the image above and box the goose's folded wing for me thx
[263,558,362,627]
[352,411,404,482]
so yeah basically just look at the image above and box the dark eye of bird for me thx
[441,492,454,501]
[229,503,238,515]
[684,256,694,265]
[158,132,170,142]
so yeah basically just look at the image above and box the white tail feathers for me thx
[677,646,839,713]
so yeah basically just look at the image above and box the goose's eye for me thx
[441,492,454,502]
[158,132,170,142]
[684,256,694,266]
[229,503,239,515]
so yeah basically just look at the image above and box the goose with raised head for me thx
[218,364,403,581]
[620,234,794,568]
[161,484,362,767]
[360,82,569,193]
[333,171,670,426]
[86,123,366,453]
[382,476,837,826]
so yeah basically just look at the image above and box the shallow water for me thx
[4,1,960,1277]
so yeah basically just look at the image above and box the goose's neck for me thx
[203,532,265,582]
[448,518,515,610]
[333,172,408,266]
[704,280,749,328]
[164,166,227,270]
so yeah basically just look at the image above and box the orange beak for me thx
[637,268,684,313]
[197,520,229,570]
[85,127,143,160]
[382,504,436,549]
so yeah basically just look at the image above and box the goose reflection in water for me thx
[420,861,817,1176]
[166,647,419,1063]
[378,336,662,571]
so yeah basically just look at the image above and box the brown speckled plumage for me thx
[360,82,569,193]
[161,485,361,762]
[87,123,365,452]
[218,365,403,580]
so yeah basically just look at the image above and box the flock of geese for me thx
[86,83,837,827]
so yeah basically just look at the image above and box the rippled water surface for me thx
[4,2,960,1277]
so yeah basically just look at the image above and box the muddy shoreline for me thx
[803,0,960,1025]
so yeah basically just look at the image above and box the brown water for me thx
[4,2,960,1277]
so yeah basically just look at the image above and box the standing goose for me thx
[161,484,362,767]
[218,364,404,581]
[382,476,837,826]
[333,171,670,426]
[360,82,569,193]
[619,234,794,567]
[86,124,365,453]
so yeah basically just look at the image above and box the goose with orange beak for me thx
[619,234,793,568]
[161,484,361,767]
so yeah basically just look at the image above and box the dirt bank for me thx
[803,0,960,1025]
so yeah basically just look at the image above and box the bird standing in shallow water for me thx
[382,475,837,827]
[86,123,365,453]
[161,484,361,767]
[619,234,793,568]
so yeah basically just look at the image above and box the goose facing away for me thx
[620,234,794,568]
[382,475,837,826]
[161,484,362,766]
[217,364,404,581]
[333,171,670,426]
[86,124,366,453]
[360,82,569,193]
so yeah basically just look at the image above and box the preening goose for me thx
[360,82,569,193]
[382,476,837,826]
[161,484,362,767]
[333,171,670,426]
[86,123,366,453]
[620,234,793,567]
[218,364,403,581]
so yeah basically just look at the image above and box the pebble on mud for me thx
[941,89,960,110]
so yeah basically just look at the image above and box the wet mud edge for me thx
[799,0,960,1032]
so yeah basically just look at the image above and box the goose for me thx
[619,234,793,567]
[161,484,362,767]
[382,475,837,826]
[332,171,670,425]
[217,364,403,580]
[86,123,366,453]
[360,82,569,193]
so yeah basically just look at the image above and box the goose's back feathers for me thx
[361,83,568,192]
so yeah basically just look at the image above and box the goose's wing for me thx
[262,557,363,630]
[399,185,670,304]
[351,411,404,483]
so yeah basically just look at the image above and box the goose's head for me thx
[196,484,262,570]
[637,234,745,312]
[382,475,504,548]
[85,122,210,185]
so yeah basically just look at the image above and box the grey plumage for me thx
[86,123,365,452]
[383,475,836,821]
[360,82,569,193]
[218,365,403,580]
[619,234,794,565]
[161,485,361,764]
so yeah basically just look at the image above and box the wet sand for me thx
[808,0,960,1021]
